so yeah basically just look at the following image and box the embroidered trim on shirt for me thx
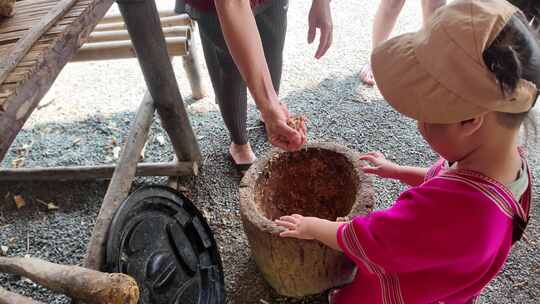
[435,174,514,219]
[341,223,405,304]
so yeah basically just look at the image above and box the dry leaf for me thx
[36,198,59,210]
[0,245,8,256]
[113,146,121,160]
[11,157,24,168]
[156,135,166,146]
[14,195,25,209]
[47,202,59,210]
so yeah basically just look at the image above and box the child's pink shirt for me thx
[334,158,532,304]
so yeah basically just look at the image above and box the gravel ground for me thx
[1,1,539,303]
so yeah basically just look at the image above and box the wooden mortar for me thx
[239,142,374,297]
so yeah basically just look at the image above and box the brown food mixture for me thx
[255,148,358,221]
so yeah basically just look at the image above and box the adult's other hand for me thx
[308,0,333,59]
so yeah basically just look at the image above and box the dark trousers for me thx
[197,1,288,145]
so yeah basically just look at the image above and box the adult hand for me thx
[358,151,401,179]
[262,103,307,151]
[308,0,333,59]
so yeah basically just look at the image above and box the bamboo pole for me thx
[85,91,155,270]
[87,26,190,43]
[72,37,188,62]
[94,14,190,32]
[0,257,139,304]
[0,161,198,181]
[100,8,177,24]
[182,22,207,100]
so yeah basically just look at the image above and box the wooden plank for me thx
[0,0,115,162]
[0,0,78,86]
[0,161,198,181]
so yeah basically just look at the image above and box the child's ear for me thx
[460,115,484,137]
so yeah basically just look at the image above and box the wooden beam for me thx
[85,91,155,270]
[116,0,201,163]
[72,37,188,62]
[100,8,177,24]
[94,14,190,32]
[0,161,198,181]
[87,26,190,43]
[0,0,114,163]
[0,0,78,86]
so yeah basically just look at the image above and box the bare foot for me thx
[359,63,375,86]
[229,143,257,165]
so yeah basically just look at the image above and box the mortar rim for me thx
[239,142,372,235]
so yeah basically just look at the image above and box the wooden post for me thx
[84,91,155,270]
[0,161,198,181]
[182,22,207,100]
[116,0,201,163]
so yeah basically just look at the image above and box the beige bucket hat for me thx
[372,0,538,124]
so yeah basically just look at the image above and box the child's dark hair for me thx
[482,1,539,243]
[483,2,539,136]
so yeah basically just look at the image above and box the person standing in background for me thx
[359,0,446,86]
[177,0,332,173]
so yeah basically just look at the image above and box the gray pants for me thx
[197,1,288,145]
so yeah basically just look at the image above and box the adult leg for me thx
[421,0,446,26]
[198,14,256,165]
[256,0,288,95]
[360,0,406,85]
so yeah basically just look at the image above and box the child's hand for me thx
[359,151,401,179]
[275,214,316,240]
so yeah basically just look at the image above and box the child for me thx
[360,0,446,85]
[275,0,537,302]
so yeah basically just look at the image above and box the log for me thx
[100,8,177,24]
[87,26,191,43]
[0,0,78,86]
[94,14,190,32]
[0,161,198,181]
[181,22,207,100]
[72,37,188,62]
[84,91,155,270]
[0,257,139,304]
[0,287,44,304]
[0,0,114,163]
[116,0,201,163]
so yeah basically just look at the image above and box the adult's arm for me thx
[214,0,304,150]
